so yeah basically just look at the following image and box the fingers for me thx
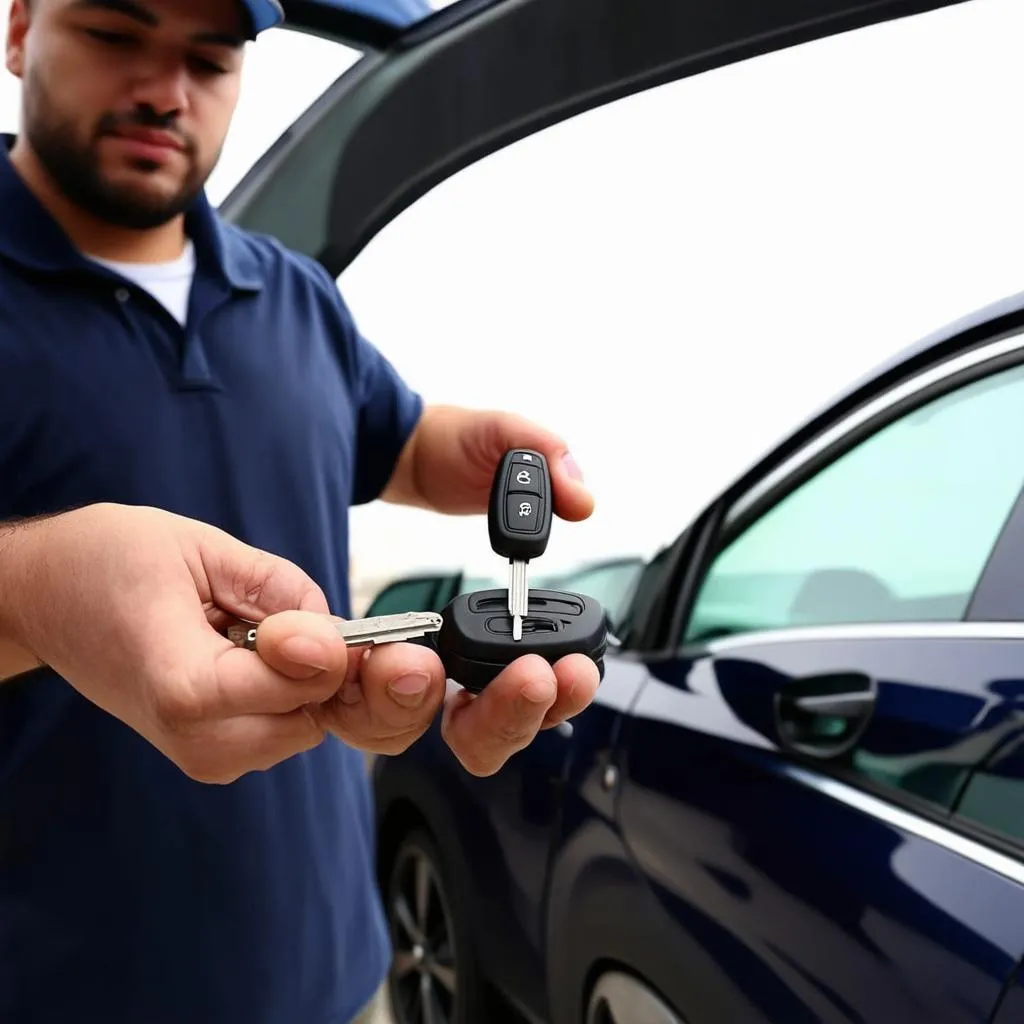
[548,448,594,523]
[441,654,601,775]
[474,412,594,523]
[317,641,448,755]
[539,653,601,729]
[162,707,327,785]
[440,654,561,777]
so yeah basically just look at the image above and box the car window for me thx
[554,561,644,626]
[614,547,672,647]
[956,731,1024,848]
[365,576,447,615]
[684,357,1024,642]
[457,575,501,595]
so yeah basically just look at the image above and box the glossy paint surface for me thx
[375,630,1024,1023]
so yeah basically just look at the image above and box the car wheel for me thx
[586,971,683,1024]
[384,828,489,1024]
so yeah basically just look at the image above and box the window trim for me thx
[697,620,1024,654]
[952,731,1024,863]
[725,327,1024,539]
[966,481,1024,622]
[663,328,1024,650]
[779,760,1024,886]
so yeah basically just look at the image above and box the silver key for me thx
[227,610,443,651]
[508,559,528,641]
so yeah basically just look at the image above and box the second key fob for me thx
[434,588,608,694]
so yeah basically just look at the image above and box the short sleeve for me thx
[348,316,424,506]
[305,259,424,506]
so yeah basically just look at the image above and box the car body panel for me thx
[374,312,1024,1023]
[597,634,1024,1023]
[992,965,1024,1023]
[373,657,647,1023]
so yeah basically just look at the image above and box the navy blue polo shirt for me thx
[0,135,422,1023]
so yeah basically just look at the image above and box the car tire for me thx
[383,827,490,1024]
[586,971,683,1024]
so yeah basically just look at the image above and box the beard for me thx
[21,64,215,231]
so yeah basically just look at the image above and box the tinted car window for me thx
[686,357,1024,642]
[366,577,445,615]
[956,732,1024,846]
[553,561,644,626]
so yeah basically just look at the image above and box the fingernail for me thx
[388,673,430,708]
[342,678,362,705]
[520,677,556,705]
[279,637,332,671]
[562,452,584,482]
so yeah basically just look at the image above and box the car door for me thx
[612,326,1024,1024]
[221,0,970,273]
[955,735,1024,1023]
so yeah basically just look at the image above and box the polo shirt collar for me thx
[0,133,262,292]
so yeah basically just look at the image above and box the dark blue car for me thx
[217,0,1024,1022]
[371,293,1024,1024]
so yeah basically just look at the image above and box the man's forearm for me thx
[379,404,502,514]
[379,408,432,510]
[0,518,49,681]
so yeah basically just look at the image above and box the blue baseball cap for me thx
[240,0,286,37]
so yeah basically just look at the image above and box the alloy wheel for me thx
[388,839,459,1024]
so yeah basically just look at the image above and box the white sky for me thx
[1,0,1023,588]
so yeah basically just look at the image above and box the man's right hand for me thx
[0,503,598,783]
[0,503,447,783]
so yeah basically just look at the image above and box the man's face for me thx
[5,0,247,229]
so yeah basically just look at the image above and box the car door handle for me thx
[775,672,876,759]
[791,689,876,717]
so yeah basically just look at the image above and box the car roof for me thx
[699,283,1024,531]
[789,287,1024,438]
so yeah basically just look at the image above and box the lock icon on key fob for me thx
[432,449,609,694]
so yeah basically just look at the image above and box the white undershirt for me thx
[90,240,197,327]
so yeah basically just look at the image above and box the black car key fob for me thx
[434,588,608,694]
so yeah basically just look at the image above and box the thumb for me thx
[249,609,350,680]
[548,447,593,522]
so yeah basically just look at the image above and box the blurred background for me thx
[1,0,1022,615]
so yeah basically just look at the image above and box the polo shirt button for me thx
[115,288,130,303]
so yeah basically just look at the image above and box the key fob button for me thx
[511,450,540,466]
[508,464,543,495]
[506,493,542,532]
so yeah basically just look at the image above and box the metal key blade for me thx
[228,610,442,651]
[508,559,528,641]
[338,611,443,646]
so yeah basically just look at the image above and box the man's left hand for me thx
[378,404,601,772]
[382,405,594,522]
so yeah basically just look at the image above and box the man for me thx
[0,1,600,1022]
